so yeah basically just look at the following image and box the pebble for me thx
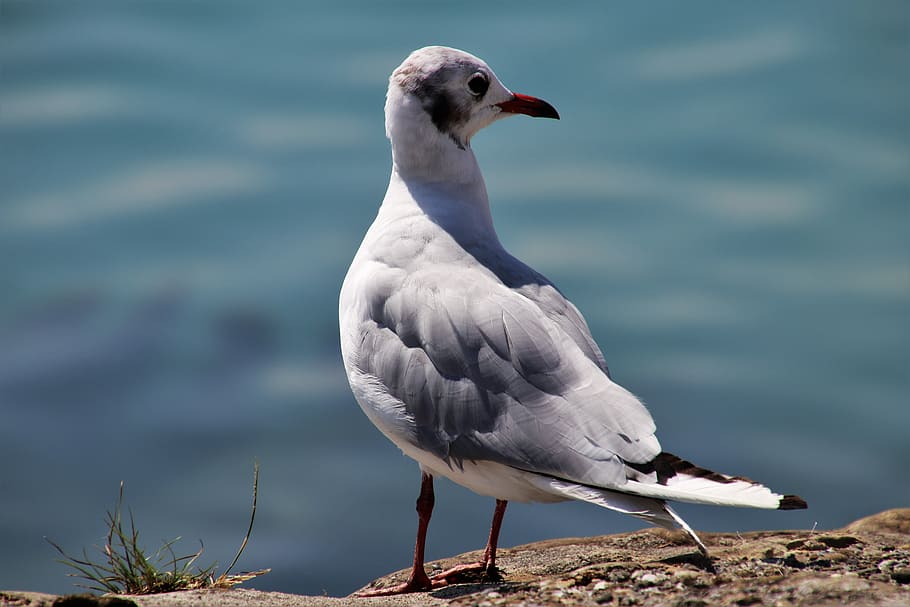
[637,572,659,586]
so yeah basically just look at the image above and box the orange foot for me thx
[355,562,500,597]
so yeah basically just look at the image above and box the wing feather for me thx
[353,264,659,489]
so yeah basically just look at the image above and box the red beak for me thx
[496,93,560,120]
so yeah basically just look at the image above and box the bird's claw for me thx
[354,561,500,596]
[430,560,501,585]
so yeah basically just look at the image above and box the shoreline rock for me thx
[4,509,908,607]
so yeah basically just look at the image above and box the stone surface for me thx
[4,509,909,607]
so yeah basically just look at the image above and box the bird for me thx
[339,46,807,596]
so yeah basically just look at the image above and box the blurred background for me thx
[1,0,908,597]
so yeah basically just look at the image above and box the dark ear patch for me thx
[416,86,468,148]
[425,88,453,132]
[395,59,474,148]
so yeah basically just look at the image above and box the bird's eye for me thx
[467,72,489,97]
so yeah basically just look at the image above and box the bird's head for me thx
[385,46,559,159]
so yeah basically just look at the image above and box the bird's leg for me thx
[356,491,510,595]
[481,499,508,574]
[429,499,509,584]
[355,473,436,596]
[410,472,436,586]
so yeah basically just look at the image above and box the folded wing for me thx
[354,265,660,489]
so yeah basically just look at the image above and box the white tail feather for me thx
[518,453,805,558]
[661,502,708,556]
[539,477,676,528]
[623,476,783,509]
[622,452,803,509]
[528,476,710,556]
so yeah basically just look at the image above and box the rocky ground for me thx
[4,509,908,607]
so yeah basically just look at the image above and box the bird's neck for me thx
[386,88,485,186]
[383,163,498,247]
[389,128,482,184]
[383,94,499,245]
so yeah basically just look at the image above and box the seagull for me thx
[339,46,807,596]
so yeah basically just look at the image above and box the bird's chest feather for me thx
[370,215,483,273]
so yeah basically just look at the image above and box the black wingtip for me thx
[779,494,808,510]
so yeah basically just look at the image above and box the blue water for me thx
[1,0,908,597]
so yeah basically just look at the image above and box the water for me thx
[1,0,908,596]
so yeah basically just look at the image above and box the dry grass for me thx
[47,462,269,594]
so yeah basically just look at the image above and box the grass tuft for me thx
[47,462,269,594]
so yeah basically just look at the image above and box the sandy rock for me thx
[3,509,908,607]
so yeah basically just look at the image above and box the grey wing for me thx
[514,281,611,377]
[355,267,659,489]
[480,247,611,375]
